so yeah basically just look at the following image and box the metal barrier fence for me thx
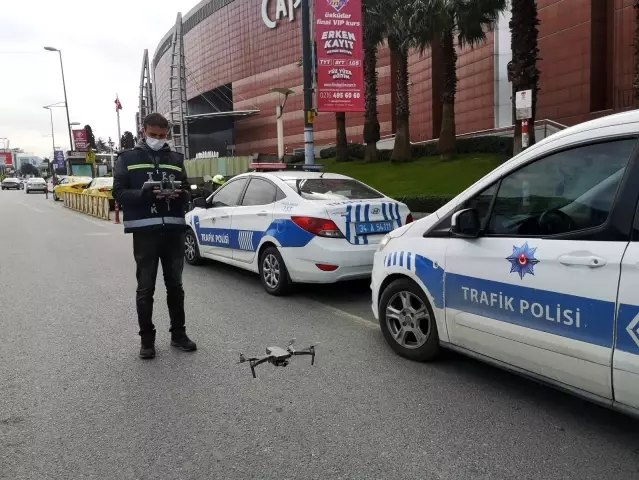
[63,192,111,221]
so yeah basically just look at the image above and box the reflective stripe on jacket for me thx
[112,141,191,234]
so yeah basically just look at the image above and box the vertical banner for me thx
[315,0,365,112]
[73,129,89,152]
[0,152,12,167]
[54,150,65,170]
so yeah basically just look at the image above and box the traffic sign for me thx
[85,152,96,164]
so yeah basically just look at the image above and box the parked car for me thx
[185,165,412,295]
[371,109,639,418]
[1,177,21,190]
[52,176,93,201]
[25,177,48,194]
[82,177,114,208]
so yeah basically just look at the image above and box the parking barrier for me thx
[63,192,111,221]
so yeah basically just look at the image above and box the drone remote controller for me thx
[142,174,182,195]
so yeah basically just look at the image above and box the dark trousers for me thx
[133,230,186,337]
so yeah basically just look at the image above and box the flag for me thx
[115,97,122,111]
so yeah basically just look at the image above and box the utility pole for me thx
[301,0,315,165]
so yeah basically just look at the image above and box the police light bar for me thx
[249,163,324,172]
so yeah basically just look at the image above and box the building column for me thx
[494,9,513,128]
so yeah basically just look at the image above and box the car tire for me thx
[259,246,291,296]
[53,191,59,201]
[184,229,203,266]
[379,278,441,362]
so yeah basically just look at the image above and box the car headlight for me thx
[377,234,392,253]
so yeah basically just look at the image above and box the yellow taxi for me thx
[52,176,93,202]
[82,177,114,209]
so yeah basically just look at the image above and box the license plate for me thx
[355,221,394,235]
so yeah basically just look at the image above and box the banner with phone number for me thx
[315,0,365,112]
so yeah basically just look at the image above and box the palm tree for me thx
[369,0,439,163]
[362,0,385,162]
[509,0,541,153]
[335,112,349,162]
[430,0,507,159]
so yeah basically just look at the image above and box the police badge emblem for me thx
[506,242,540,280]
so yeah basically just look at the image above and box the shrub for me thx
[320,136,513,162]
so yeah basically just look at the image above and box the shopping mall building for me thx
[150,0,636,158]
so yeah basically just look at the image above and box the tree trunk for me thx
[635,1,639,108]
[363,42,381,162]
[391,46,412,163]
[335,112,349,162]
[509,0,541,155]
[437,27,457,160]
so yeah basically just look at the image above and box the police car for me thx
[185,163,412,295]
[372,110,639,417]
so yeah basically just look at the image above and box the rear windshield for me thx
[283,178,384,201]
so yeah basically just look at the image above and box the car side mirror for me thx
[193,197,208,209]
[451,208,481,238]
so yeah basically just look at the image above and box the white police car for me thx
[185,164,412,295]
[372,110,639,417]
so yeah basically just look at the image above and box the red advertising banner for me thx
[0,152,12,166]
[73,129,89,152]
[315,0,365,112]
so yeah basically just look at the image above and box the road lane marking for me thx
[17,202,43,213]
[314,302,380,330]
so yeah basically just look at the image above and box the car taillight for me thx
[406,213,414,224]
[291,216,344,238]
[98,188,108,192]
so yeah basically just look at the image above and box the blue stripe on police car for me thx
[192,216,314,250]
[383,251,639,351]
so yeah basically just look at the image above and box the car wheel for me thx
[184,229,203,266]
[379,278,441,362]
[53,191,59,201]
[259,246,291,296]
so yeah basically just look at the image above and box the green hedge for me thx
[393,194,455,213]
[319,136,513,160]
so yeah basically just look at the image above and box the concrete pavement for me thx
[1,189,638,480]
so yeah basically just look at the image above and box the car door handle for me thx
[558,254,606,268]
[221,214,230,219]
[256,211,268,217]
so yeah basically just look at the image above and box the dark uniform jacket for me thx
[113,140,191,234]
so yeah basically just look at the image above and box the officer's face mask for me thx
[145,137,166,151]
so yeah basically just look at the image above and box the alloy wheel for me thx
[185,234,196,262]
[262,253,281,289]
[385,291,431,349]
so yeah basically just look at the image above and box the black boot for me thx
[140,330,156,359]
[170,330,197,352]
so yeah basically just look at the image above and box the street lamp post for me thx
[43,106,56,166]
[269,88,295,161]
[44,47,74,157]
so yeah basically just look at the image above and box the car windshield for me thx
[282,178,383,201]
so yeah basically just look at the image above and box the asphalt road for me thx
[1,190,638,480]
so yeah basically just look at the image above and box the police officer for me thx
[113,113,196,359]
